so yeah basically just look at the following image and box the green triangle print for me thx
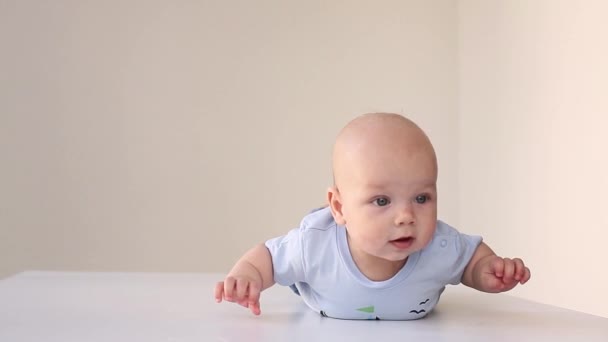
[357,306,374,313]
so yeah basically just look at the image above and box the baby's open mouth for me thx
[389,237,414,249]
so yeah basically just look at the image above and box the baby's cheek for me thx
[352,231,378,250]
[417,230,435,249]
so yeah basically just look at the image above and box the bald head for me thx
[332,113,437,189]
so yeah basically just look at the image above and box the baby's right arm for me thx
[214,243,275,315]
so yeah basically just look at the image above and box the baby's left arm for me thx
[461,242,531,293]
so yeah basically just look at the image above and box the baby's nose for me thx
[394,206,415,226]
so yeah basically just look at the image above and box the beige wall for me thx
[0,1,459,278]
[459,1,608,317]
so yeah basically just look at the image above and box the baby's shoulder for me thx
[432,220,461,237]
[423,220,482,257]
[293,206,340,253]
[297,206,336,233]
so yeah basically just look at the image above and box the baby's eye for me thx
[415,194,429,204]
[373,197,391,206]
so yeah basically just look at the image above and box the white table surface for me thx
[0,272,607,341]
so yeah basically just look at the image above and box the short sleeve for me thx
[264,227,306,286]
[446,229,482,285]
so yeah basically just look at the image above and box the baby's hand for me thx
[215,276,262,315]
[477,256,531,293]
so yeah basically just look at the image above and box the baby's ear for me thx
[327,187,346,225]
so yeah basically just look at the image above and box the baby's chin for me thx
[381,243,427,261]
[379,250,415,262]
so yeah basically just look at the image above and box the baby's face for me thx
[329,114,439,271]
[338,144,438,265]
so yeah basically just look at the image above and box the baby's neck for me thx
[359,258,407,281]
[348,244,408,281]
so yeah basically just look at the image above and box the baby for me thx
[214,113,531,320]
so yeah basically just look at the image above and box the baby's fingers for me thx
[489,257,505,277]
[513,258,531,284]
[248,282,261,305]
[502,258,515,283]
[235,278,249,301]
[248,282,262,315]
[249,301,261,316]
[223,276,237,302]
[521,267,531,284]
[214,281,225,303]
